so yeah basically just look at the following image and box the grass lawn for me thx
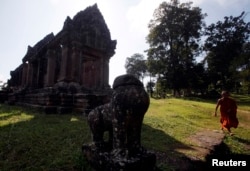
[0,95,249,170]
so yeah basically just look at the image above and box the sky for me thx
[0,0,249,86]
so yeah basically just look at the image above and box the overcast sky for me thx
[0,0,249,86]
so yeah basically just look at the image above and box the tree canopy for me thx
[146,0,206,96]
[123,0,250,96]
[125,53,147,81]
[204,12,250,91]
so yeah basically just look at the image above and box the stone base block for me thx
[82,144,156,171]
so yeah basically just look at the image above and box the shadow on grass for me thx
[205,142,250,171]
[142,124,250,171]
[232,136,250,145]
[1,105,248,171]
[142,124,206,171]
[0,106,93,171]
[0,105,201,171]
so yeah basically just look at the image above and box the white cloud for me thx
[127,0,163,34]
[188,0,205,6]
[49,0,92,6]
[215,0,242,7]
[0,73,7,83]
[49,0,60,5]
[126,0,207,34]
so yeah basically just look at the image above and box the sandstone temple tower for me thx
[8,4,117,113]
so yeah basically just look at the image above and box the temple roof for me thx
[66,4,111,40]
[62,4,116,51]
[22,33,54,62]
[21,4,116,63]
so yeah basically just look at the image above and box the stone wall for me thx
[7,4,116,114]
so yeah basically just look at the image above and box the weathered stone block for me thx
[82,144,156,171]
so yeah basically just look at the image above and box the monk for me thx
[214,91,238,135]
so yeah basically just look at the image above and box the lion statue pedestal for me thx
[82,74,156,171]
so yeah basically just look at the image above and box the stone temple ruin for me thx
[7,4,116,114]
[7,4,156,170]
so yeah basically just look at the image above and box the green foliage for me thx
[204,12,250,91]
[236,42,250,94]
[125,53,147,81]
[146,0,206,95]
[141,1,250,95]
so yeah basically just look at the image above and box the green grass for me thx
[0,95,249,170]
[0,105,92,171]
[142,97,250,169]
[144,97,250,150]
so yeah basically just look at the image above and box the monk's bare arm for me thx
[214,99,220,116]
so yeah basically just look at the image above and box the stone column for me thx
[80,59,84,85]
[92,59,99,89]
[18,67,22,87]
[98,57,104,89]
[97,56,110,89]
[21,63,28,87]
[103,57,110,88]
[70,44,81,82]
[82,60,94,88]
[89,61,94,88]
[45,49,56,86]
[36,59,41,88]
[27,62,34,87]
[58,43,70,82]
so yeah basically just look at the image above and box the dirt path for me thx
[153,129,226,170]
[185,129,225,161]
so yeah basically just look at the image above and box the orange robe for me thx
[218,97,238,129]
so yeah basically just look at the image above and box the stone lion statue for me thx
[88,103,113,148]
[87,74,150,156]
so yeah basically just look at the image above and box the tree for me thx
[146,0,206,96]
[204,12,250,91]
[236,42,250,94]
[189,63,209,94]
[146,81,155,98]
[125,53,147,82]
